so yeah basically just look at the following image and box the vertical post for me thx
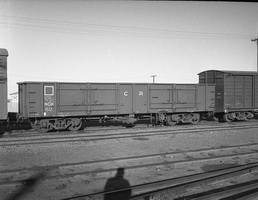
[151,75,156,83]
[251,37,258,72]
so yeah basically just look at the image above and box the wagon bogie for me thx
[223,113,235,122]
[234,112,248,121]
[245,112,254,119]
[121,115,137,128]
[155,112,201,126]
[30,118,83,132]
[67,118,83,131]
[169,113,200,124]
[166,115,177,126]
[190,113,200,124]
[31,119,52,133]
[214,111,254,123]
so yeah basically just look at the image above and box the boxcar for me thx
[18,82,214,132]
[199,70,258,122]
[0,49,8,120]
[0,49,8,134]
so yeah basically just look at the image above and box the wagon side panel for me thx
[197,84,215,111]
[0,81,7,119]
[118,84,133,114]
[43,83,57,116]
[90,83,118,115]
[255,76,258,108]
[174,84,198,112]
[18,83,44,118]
[149,84,199,113]
[243,76,253,108]
[57,83,88,116]
[0,49,8,119]
[149,84,172,112]
[224,75,255,111]
[133,84,148,114]
[224,75,235,110]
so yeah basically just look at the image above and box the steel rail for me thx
[1,144,258,186]
[1,124,258,147]
[2,119,257,139]
[59,162,258,200]
[173,179,258,200]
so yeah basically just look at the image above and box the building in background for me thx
[8,92,18,112]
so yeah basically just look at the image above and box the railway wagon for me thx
[0,49,8,120]
[18,82,215,132]
[199,70,258,122]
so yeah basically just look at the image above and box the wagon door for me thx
[134,84,148,114]
[0,81,7,119]
[224,75,253,110]
[119,84,133,114]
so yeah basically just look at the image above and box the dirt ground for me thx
[1,123,258,200]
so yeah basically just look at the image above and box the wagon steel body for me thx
[18,81,214,132]
[0,49,8,120]
[2,47,258,134]
[199,70,258,121]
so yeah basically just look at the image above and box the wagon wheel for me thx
[190,114,200,124]
[30,122,37,131]
[200,113,208,120]
[223,113,234,122]
[31,121,49,133]
[166,115,176,126]
[235,112,247,121]
[124,123,135,128]
[68,118,82,131]
[32,124,49,133]
[36,125,49,133]
[244,112,254,121]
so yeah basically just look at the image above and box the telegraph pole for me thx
[151,75,156,83]
[251,37,258,71]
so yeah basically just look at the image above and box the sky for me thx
[0,1,258,95]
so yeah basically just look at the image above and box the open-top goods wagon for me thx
[18,81,215,132]
[2,48,258,134]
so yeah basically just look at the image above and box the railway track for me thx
[1,121,258,199]
[1,142,258,186]
[2,119,257,138]
[1,123,258,147]
[57,163,258,200]
[132,163,258,200]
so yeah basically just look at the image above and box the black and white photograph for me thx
[1,1,258,200]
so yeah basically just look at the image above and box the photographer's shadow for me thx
[103,167,131,200]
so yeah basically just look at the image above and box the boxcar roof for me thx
[0,48,8,56]
[198,70,258,76]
